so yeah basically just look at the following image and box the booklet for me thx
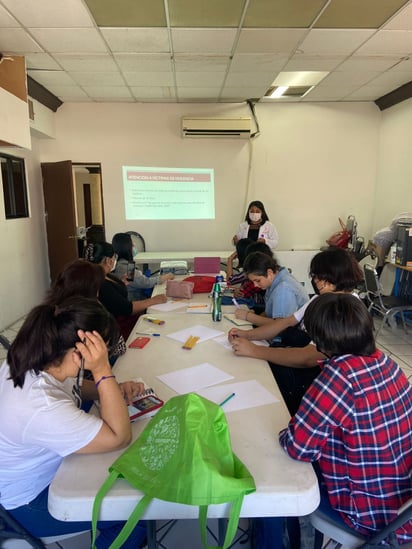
[127,379,164,422]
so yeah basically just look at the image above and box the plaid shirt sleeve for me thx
[279,351,412,542]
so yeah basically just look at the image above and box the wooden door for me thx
[41,160,78,282]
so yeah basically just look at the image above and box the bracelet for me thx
[95,375,116,389]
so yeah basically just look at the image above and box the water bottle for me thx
[211,283,222,322]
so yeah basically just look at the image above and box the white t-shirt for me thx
[0,361,103,509]
[293,291,360,332]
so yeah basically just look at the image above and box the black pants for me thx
[269,327,321,416]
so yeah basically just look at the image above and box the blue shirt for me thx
[265,267,309,318]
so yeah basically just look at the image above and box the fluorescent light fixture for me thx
[270,86,288,98]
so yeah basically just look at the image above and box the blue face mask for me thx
[132,246,138,257]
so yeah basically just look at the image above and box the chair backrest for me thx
[126,231,146,254]
[379,263,396,296]
[363,263,381,297]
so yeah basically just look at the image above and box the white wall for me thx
[36,101,381,252]
[0,142,50,330]
[373,97,412,232]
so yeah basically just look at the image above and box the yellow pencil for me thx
[182,335,199,350]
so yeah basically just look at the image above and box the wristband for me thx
[95,375,116,389]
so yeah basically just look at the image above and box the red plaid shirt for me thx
[279,350,412,542]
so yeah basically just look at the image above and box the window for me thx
[1,153,29,219]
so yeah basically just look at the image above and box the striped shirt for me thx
[279,350,412,542]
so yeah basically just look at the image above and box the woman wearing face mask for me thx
[85,242,167,340]
[111,233,173,301]
[233,200,278,249]
[228,248,364,416]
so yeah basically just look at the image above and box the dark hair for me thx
[243,251,280,276]
[112,233,133,262]
[245,200,269,224]
[309,248,363,291]
[304,293,375,357]
[7,297,119,388]
[245,241,274,258]
[45,260,105,305]
[84,242,115,264]
[235,238,254,268]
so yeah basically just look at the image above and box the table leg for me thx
[147,520,157,549]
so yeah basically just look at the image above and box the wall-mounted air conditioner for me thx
[181,116,252,139]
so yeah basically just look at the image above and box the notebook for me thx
[193,256,221,275]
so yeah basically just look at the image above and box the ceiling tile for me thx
[29,28,108,53]
[388,56,412,71]
[283,54,345,71]
[321,70,380,87]
[84,0,166,27]
[176,72,225,87]
[24,52,61,70]
[345,87,391,100]
[0,4,18,26]
[220,85,269,98]
[236,28,307,53]
[45,85,90,99]
[384,2,412,29]
[27,70,76,87]
[123,71,174,86]
[274,70,329,86]
[115,53,172,71]
[315,0,409,29]
[1,0,94,27]
[225,71,274,87]
[101,28,169,53]
[69,71,125,86]
[168,0,244,27]
[0,28,43,53]
[244,0,328,28]
[174,54,230,72]
[130,86,176,99]
[177,87,222,99]
[303,83,359,99]
[81,85,133,98]
[299,29,375,54]
[356,30,412,55]
[367,70,412,88]
[230,53,288,72]
[171,29,237,54]
[339,55,402,71]
[53,53,119,72]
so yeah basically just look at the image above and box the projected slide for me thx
[122,166,215,220]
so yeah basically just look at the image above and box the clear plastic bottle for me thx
[211,283,222,321]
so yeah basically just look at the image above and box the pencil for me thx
[182,335,199,350]
[219,392,235,407]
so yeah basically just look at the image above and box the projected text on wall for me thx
[123,166,215,220]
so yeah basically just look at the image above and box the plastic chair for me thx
[363,263,412,335]
[310,497,412,549]
[0,503,90,548]
[126,231,148,273]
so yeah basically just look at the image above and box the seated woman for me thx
[85,242,167,340]
[229,247,363,415]
[0,297,146,548]
[237,251,309,326]
[111,233,174,300]
[280,293,412,543]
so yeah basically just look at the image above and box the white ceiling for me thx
[1,0,412,105]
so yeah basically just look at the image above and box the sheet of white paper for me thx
[186,303,211,314]
[197,380,279,412]
[166,324,224,344]
[157,363,234,394]
[150,300,188,312]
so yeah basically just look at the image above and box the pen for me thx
[78,337,86,388]
[135,331,161,337]
[232,298,240,308]
[145,316,165,325]
[219,392,235,407]
[188,304,208,308]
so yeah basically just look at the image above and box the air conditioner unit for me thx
[181,116,252,139]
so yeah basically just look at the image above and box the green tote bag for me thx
[91,392,256,549]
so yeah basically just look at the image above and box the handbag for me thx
[183,275,216,293]
[91,393,256,549]
[326,217,351,248]
[166,279,194,299]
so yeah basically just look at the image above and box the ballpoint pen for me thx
[135,331,161,336]
[219,392,235,407]
[232,298,240,308]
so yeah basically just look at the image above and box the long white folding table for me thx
[48,304,319,546]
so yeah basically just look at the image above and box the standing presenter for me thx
[233,200,279,249]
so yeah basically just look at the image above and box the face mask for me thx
[110,257,117,272]
[249,212,261,223]
[132,246,138,257]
